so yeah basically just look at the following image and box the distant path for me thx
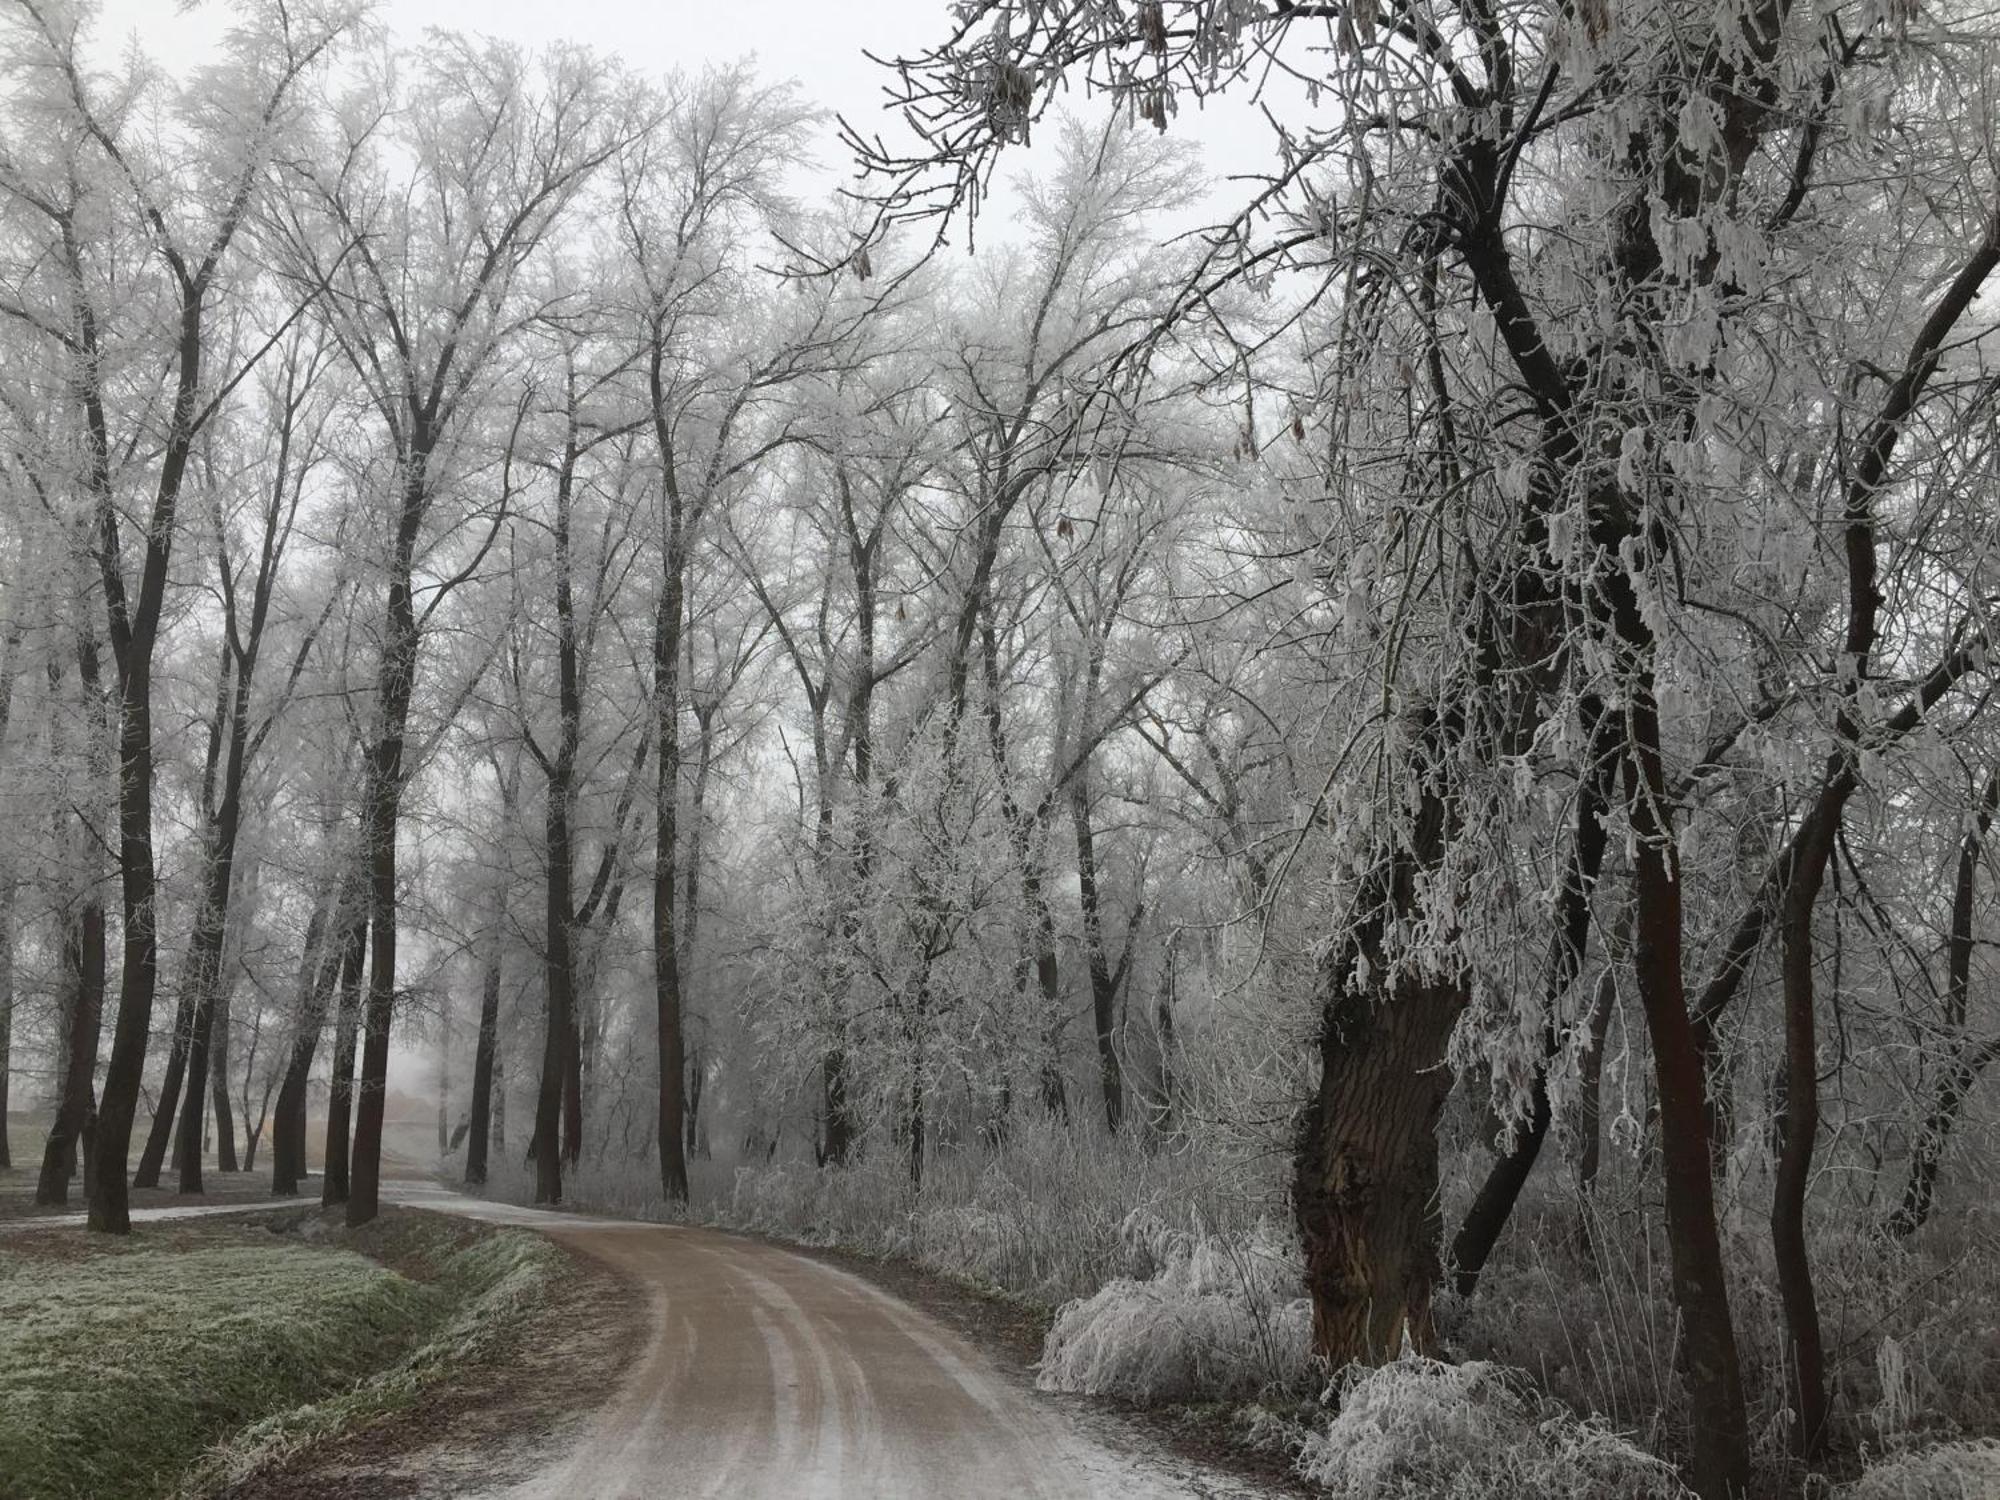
[382,1183,1270,1500]
[0,1195,291,1232]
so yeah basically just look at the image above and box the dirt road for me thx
[384,1183,1270,1500]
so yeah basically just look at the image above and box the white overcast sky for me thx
[91,0,1280,244]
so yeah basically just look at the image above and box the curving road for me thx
[384,1183,1268,1500]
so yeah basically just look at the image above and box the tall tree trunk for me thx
[170,938,226,1192]
[465,932,503,1188]
[684,1042,705,1162]
[534,773,576,1204]
[561,982,584,1165]
[907,975,930,1191]
[131,993,195,1190]
[242,1107,266,1170]
[347,467,427,1228]
[90,273,215,1236]
[1773,820,1833,1458]
[651,531,689,1204]
[1069,768,1124,1134]
[1885,771,2000,1237]
[672,699,716,1167]
[1573,964,1617,1200]
[321,900,367,1206]
[37,899,105,1206]
[819,486,883,1167]
[145,644,234,1192]
[467,754,519,1188]
[209,980,237,1174]
[1887,1036,2000,1239]
[172,678,255,1193]
[979,617,1068,1120]
[1295,960,1458,1361]
[816,703,853,1168]
[0,625,18,1171]
[1619,660,1750,1500]
[491,1052,506,1153]
[271,892,337,1195]
[0,880,12,1172]
[39,627,108,1207]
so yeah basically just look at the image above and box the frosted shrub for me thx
[1295,1356,1690,1500]
[914,1204,1025,1289]
[727,1164,836,1241]
[1837,1441,2000,1500]
[1873,1335,1920,1447]
[709,1116,1278,1303]
[1036,1210,1316,1403]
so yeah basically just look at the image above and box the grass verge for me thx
[0,1207,559,1500]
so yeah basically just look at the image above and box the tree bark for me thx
[1887,1036,2000,1239]
[1886,772,2000,1237]
[1573,964,1617,1215]
[652,549,689,1204]
[0,880,12,1171]
[1618,660,1750,1500]
[1070,767,1125,1134]
[1773,825,1832,1457]
[0,626,18,1171]
[1294,955,1459,1362]
[172,626,263,1193]
[89,256,217,1236]
[437,984,450,1158]
[466,933,504,1188]
[271,890,337,1195]
[321,898,367,1206]
[533,768,576,1203]
[346,455,429,1228]
[39,625,109,1207]
[209,979,238,1174]
[648,334,691,1204]
[37,897,105,1206]
[131,991,195,1190]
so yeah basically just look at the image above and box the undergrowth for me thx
[478,1115,2000,1500]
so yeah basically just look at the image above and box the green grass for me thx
[0,1213,560,1500]
[178,1219,562,1495]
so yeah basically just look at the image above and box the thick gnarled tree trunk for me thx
[1294,967,1462,1361]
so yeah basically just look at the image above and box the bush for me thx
[1293,1356,1691,1500]
[1836,1441,2000,1500]
[1036,1209,1315,1403]
[712,1115,1276,1303]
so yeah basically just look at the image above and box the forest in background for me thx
[3,2,2000,1496]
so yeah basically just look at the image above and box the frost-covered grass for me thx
[0,1211,558,1500]
[1441,1163,2000,1473]
[1037,1209,1315,1403]
[1836,1440,2000,1499]
[487,1113,1276,1305]
[0,1231,427,1500]
[1277,1356,1691,1499]
[723,1117,1273,1302]
[177,1214,562,1495]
